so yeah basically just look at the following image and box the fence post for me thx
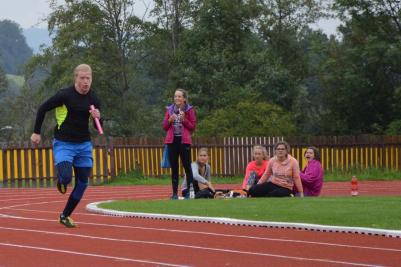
[107,137,116,179]
[0,144,5,188]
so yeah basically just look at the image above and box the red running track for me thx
[0,181,400,267]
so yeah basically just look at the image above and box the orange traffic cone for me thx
[351,175,358,196]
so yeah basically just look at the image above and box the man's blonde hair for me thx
[74,64,92,76]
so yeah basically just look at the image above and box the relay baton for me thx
[90,105,103,134]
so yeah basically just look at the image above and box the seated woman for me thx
[295,146,324,196]
[248,141,304,197]
[242,145,269,191]
[182,148,215,199]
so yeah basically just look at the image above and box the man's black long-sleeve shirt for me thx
[34,86,101,142]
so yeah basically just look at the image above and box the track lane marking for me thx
[0,227,382,267]
[2,206,401,253]
[0,242,187,267]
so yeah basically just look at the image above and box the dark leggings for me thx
[168,136,197,196]
[248,182,292,197]
[60,165,91,217]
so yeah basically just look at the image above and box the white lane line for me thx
[0,186,169,193]
[0,227,381,267]
[0,194,167,210]
[0,242,187,267]
[1,213,400,254]
[0,187,168,194]
[3,208,108,217]
[0,191,169,202]
[0,200,66,210]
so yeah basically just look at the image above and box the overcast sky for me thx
[0,0,53,28]
[0,0,340,35]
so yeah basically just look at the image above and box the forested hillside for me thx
[0,20,32,74]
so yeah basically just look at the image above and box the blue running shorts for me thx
[53,139,93,167]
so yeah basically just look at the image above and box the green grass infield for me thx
[98,196,401,231]
[100,167,401,186]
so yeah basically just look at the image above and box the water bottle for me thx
[351,175,358,196]
[189,184,195,199]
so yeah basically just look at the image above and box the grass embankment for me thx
[101,167,401,186]
[99,196,401,230]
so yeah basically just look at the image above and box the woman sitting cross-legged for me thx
[248,141,304,198]
[182,148,215,199]
[242,145,269,191]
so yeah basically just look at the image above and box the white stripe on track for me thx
[1,212,400,254]
[0,191,169,202]
[0,242,187,267]
[0,227,381,267]
[0,194,167,210]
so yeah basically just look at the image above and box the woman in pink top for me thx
[242,145,269,191]
[248,141,304,197]
[162,89,197,199]
[296,146,324,196]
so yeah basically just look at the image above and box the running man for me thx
[31,64,102,228]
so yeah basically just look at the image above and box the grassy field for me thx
[95,168,401,230]
[99,196,401,230]
[324,167,401,181]
[101,167,401,186]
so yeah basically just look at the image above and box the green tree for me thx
[26,0,162,137]
[170,0,259,114]
[386,120,401,135]
[197,100,296,136]
[152,0,196,55]
[318,0,401,134]
[0,20,33,74]
[0,65,7,94]
[248,0,327,128]
[255,0,326,76]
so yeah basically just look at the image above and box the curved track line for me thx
[0,242,186,267]
[1,185,400,266]
[0,227,380,267]
[2,209,401,253]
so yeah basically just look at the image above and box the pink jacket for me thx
[299,159,324,196]
[163,104,196,144]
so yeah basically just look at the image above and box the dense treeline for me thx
[0,20,33,74]
[1,0,401,142]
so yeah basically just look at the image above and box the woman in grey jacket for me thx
[182,148,215,198]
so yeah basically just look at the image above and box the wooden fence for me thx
[1,135,401,187]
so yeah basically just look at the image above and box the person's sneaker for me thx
[59,214,76,228]
[170,194,178,200]
[57,181,67,194]
[247,171,257,187]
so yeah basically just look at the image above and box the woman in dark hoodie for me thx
[162,88,197,199]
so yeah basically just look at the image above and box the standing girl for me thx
[163,89,197,199]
